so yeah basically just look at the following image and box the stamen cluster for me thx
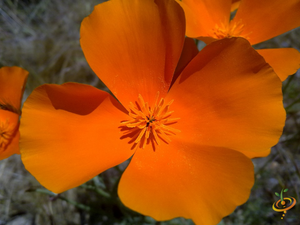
[121,93,180,150]
[212,20,247,39]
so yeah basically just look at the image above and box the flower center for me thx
[120,93,180,151]
[0,120,14,152]
[211,20,248,39]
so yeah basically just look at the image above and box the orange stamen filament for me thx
[121,93,180,150]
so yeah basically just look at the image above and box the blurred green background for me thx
[0,0,299,224]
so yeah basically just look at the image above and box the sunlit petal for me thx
[20,83,134,193]
[167,38,285,158]
[119,140,254,224]
[80,0,185,107]
[257,48,300,81]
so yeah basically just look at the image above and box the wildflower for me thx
[178,0,300,80]
[0,66,28,160]
[20,0,285,224]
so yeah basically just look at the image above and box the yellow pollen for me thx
[120,93,180,151]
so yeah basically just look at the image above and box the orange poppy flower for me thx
[20,0,285,224]
[178,0,300,81]
[0,66,28,160]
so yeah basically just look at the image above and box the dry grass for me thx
[0,0,300,224]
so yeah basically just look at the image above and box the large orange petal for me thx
[80,0,185,107]
[20,83,134,193]
[0,110,20,160]
[118,140,254,224]
[0,66,28,112]
[256,48,300,81]
[233,0,300,44]
[178,0,231,38]
[167,38,285,158]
